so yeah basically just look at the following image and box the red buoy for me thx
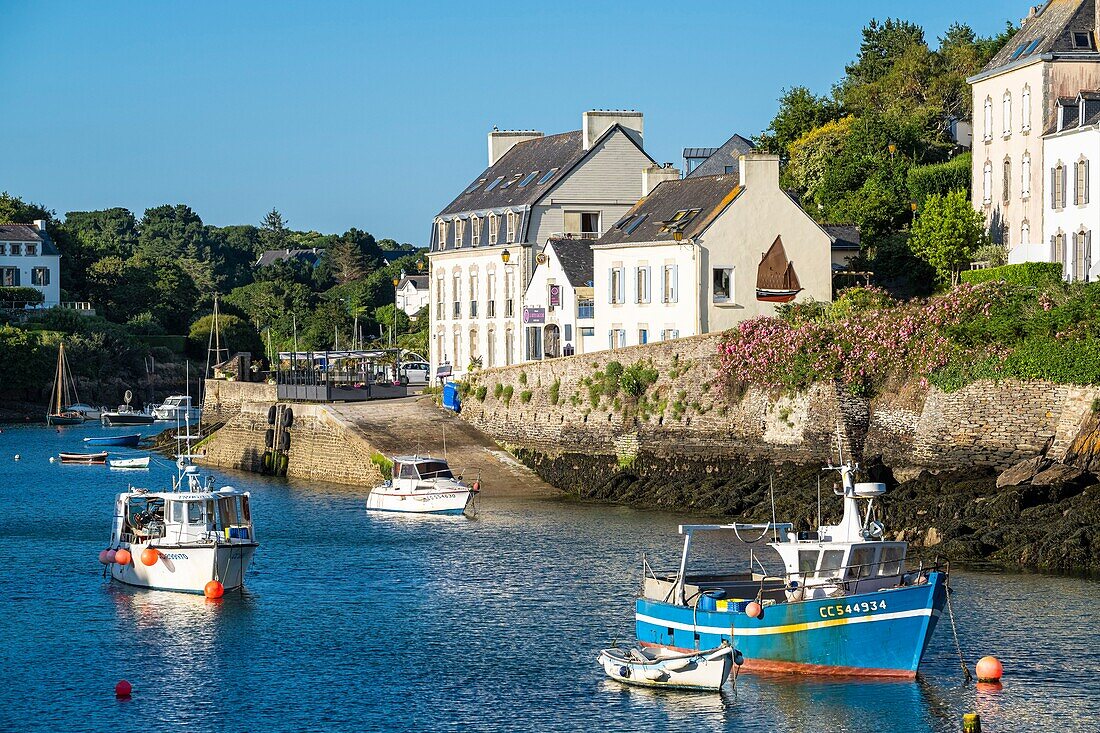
[204,580,224,599]
[140,548,159,566]
[976,655,1003,682]
[746,601,763,619]
[114,548,132,566]
[99,549,116,565]
[114,680,132,698]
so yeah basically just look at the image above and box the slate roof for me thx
[822,224,861,250]
[1045,91,1100,133]
[383,249,422,264]
[398,274,429,290]
[685,134,756,178]
[594,174,742,246]
[979,0,1098,76]
[547,237,594,287]
[256,248,321,268]
[436,131,587,218]
[0,223,60,255]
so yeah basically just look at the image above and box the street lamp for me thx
[500,248,510,264]
[392,272,402,349]
[888,142,897,158]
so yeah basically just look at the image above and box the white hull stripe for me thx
[636,608,937,637]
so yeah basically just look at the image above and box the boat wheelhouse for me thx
[635,461,947,678]
[366,455,478,515]
[153,395,202,424]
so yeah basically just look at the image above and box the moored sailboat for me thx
[46,343,85,426]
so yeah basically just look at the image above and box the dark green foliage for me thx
[960,263,1065,288]
[493,383,503,399]
[501,385,514,405]
[0,286,45,305]
[475,385,487,401]
[519,390,533,403]
[620,361,659,397]
[548,379,561,405]
[907,153,971,203]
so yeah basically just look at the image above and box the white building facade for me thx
[427,110,654,377]
[592,154,834,350]
[521,238,597,358]
[0,221,61,306]
[396,274,430,319]
[1042,92,1100,281]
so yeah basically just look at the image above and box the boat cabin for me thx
[391,456,454,485]
[117,484,254,545]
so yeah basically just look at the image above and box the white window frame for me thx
[471,215,481,246]
[635,266,651,304]
[983,161,993,205]
[712,267,733,303]
[489,213,499,245]
[1021,153,1031,199]
[1021,220,1030,246]
[983,97,993,142]
[609,267,625,304]
[437,220,447,249]
[1002,91,1012,138]
[661,264,678,303]
[454,218,465,247]
[506,211,518,243]
[25,244,37,256]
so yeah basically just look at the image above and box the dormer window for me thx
[488,213,499,244]
[454,218,465,247]
[506,211,519,242]
[1072,31,1096,50]
[471,215,481,246]
[437,220,447,249]
[9,243,20,256]
[25,243,36,256]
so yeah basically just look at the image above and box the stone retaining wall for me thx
[201,380,277,423]
[456,333,1100,474]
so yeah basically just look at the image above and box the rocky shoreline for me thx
[514,448,1100,576]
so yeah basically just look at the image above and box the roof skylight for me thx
[623,213,647,235]
[484,176,506,192]
[464,178,486,195]
[1009,43,1027,61]
[500,174,523,190]
[519,171,539,187]
[537,168,559,184]
[1024,38,1042,54]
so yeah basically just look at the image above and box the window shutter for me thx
[1052,168,1057,208]
[657,265,665,303]
[617,268,625,304]
[1087,160,1091,204]
[670,265,678,303]
[1062,165,1068,208]
[1050,235,1056,261]
[1087,231,1094,281]
[643,266,651,303]
[13,268,19,286]
[608,269,615,303]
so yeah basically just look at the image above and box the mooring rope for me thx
[944,571,972,683]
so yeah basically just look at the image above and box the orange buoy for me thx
[745,601,763,619]
[472,480,481,493]
[114,679,132,698]
[204,580,224,599]
[98,549,116,565]
[976,655,1003,682]
[114,548,132,565]
[140,547,159,566]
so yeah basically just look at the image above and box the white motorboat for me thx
[153,395,202,424]
[598,643,740,691]
[99,429,258,595]
[366,455,478,515]
[109,457,150,469]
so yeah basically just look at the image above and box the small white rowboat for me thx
[108,457,150,469]
[597,643,741,691]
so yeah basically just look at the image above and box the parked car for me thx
[401,361,430,384]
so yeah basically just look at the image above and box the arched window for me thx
[984,97,993,141]
[1021,153,1032,198]
[1003,91,1012,137]
[1021,220,1030,246]
[983,161,993,204]
[1003,157,1011,203]
[437,220,447,250]
[1021,85,1031,132]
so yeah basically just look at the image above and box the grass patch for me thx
[370,452,393,479]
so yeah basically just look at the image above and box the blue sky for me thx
[2,1,1015,244]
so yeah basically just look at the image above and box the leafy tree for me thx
[374,303,410,346]
[0,192,51,223]
[188,313,263,358]
[260,208,291,252]
[138,204,207,260]
[63,208,138,259]
[908,189,987,286]
[757,87,843,162]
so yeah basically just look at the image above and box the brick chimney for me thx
[488,129,543,166]
[642,163,680,196]
[739,153,780,190]
[33,219,47,232]
[583,110,643,150]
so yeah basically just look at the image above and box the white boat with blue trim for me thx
[635,458,947,678]
[598,642,742,691]
[366,455,479,515]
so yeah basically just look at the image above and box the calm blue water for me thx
[0,422,1097,732]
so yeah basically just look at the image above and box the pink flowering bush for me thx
[718,281,1100,396]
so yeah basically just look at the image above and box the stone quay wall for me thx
[198,383,384,487]
[201,380,277,424]
[455,333,1100,475]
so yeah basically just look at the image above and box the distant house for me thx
[1042,92,1099,282]
[396,274,430,319]
[823,224,862,271]
[522,237,597,358]
[382,249,423,266]
[255,247,322,268]
[683,134,756,178]
[0,220,61,306]
[592,153,833,350]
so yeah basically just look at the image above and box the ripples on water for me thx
[0,424,1097,732]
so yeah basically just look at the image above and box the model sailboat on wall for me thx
[46,343,85,425]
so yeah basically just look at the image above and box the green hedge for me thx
[907,153,971,203]
[136,334,187,352]
[960,262,1064,288]
[0,286,45,305]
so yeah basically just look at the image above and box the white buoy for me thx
[49,457,56,463]
[14,455,20,461]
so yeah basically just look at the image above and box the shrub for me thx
[907,152,971,203]
[620,361,659,397]
[0,286,44,305]
[502,385,514,405]
[493,383,503,399]
[475,385,488,401]
[960,262,1065,288]
[548,379,561,405]
[370,452,393,479]
[518,371,527,386]
[519,390,533,403]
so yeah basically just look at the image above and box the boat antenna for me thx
[770,473,778,542]
[817,474,822,530]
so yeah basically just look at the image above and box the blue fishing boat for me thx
[84,433,142,447]
[635,455,947,678]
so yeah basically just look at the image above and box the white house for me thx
[521,237,596,358]
[396,274,430,319]
[0,220,61,306]
[592,153,834,350]
[967,0,1100,260]
[426,109,655,377]
[1041,91,1100,281]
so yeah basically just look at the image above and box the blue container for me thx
[229,527,249,540]
[698,589,724,612]
[442,382,461,413]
